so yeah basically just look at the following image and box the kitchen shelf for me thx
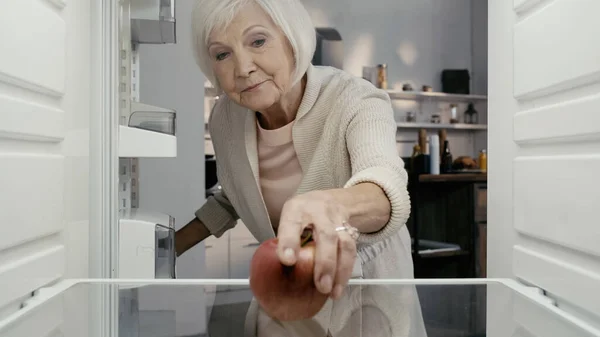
[419,173,488,183]
[417,249,470,258]
[387,90,487,102]
[119,125,177,158]
[397,122,487,130]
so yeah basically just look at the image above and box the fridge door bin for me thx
[128,102,176,135]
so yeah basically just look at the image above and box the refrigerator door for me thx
[488,0,600,333]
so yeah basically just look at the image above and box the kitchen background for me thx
[136,0,488,335]
[2,1,597,337]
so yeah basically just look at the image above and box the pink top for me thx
[256,120,304,336]
[256,120,303,230]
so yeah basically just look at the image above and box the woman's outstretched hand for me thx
[277,190,358,300]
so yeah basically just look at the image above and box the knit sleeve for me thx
[343,89,410,245]
[195,189,240,238]
[194,97,240,238]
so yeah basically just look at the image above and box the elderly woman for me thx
[176,0,427,336]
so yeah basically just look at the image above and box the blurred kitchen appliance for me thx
[362,66,378,85]
[441,69,470,94]
[312,27,343,69]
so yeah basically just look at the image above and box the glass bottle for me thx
[410,144,422,172]
[440,140,453,173]
[377,64,388,89]
[478,149,487,172]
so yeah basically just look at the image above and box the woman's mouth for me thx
[242,81,265,92]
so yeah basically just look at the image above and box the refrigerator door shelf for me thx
[118,209,177,280]
[119,125,176,158]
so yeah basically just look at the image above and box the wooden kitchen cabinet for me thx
[407,174,487,279]
[204,234,229,279]
[204,220,259,282]
[229,222,259,281]
[229,239,259,280]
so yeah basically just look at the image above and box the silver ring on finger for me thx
[335,221,359,241]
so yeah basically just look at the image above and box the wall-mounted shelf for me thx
[397,122,487,130]
[387,90,487,102]
[119,125,177,158]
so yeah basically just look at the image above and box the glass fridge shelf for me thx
[0,278,596,337]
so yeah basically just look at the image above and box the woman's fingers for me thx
[276,201,304,266]
[313,215,339,294]
[276,193,357,298]
[332,229,357,299]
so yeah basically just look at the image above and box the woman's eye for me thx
[215,52,229,61]
[252,39,266,47]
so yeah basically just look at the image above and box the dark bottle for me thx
[440,140,453,173]
[410,144,422,173]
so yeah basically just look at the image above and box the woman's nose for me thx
[233,52,256,78]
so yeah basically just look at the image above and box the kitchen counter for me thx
[407,172,487,279]
[419,173,487,183]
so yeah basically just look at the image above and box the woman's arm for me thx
[176,189,240,256]
[175,217,211,256]
[327,182,391,234]
[342,88,410,244]
[275,86,408,298]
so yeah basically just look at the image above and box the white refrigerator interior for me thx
[116,0,178,276]
[0,0,598,336]
[116,1,182,337]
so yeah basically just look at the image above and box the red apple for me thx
[249,235,329,321]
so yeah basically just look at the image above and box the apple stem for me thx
[300,231,313,247]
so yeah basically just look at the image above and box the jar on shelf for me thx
[376,64,388,89]
[450,104,459,124]
[478,149,487,172]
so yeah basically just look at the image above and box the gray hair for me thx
[191,0,316,91]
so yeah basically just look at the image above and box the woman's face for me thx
[208,2,295,111]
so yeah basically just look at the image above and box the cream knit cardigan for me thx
[196,65,427,337]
